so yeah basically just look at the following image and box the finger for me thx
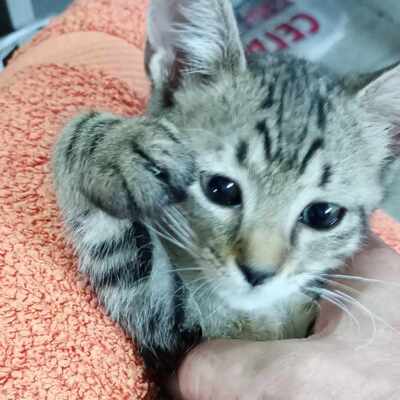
[167,339,312,400]
[168,340,231,400]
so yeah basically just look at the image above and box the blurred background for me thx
[0,0,70,37]
[0,0,398,219]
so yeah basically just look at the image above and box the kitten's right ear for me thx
[145,0,246,93]
[344,61,400,94]
[356,62,400,157]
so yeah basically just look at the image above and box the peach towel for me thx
[0,0,398,399]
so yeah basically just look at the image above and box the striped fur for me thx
[53,0,400,374]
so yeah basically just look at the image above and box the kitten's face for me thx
[147,0,398,314]
[165,61,385,312]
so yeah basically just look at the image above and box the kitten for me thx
[53,0,399,373]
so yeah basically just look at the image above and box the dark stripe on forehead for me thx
[271,146,283,164]
[317,95,328,131]
[308,92,329,132]
[299,138,324,175]
[277,79,288,128]
[256,120,267,135]
[276,79,290,156]
[301,63,310,89]
[261,82,276,109]
[306,95,319,129]
[236,140,248,165]
[319,164,332,187]
[255,120,271,160]
[264,129,271,161]
[297,123,309,148]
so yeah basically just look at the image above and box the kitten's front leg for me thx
[54,111,196,219]
[53,112,201,372]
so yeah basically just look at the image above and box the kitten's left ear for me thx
[145,0,246,90]
[356,62,400,156]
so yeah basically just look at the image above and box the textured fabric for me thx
[11,0,148,62]
[0,0,155,399]
[0,0,398,399]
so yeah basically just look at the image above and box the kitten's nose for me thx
[237,263,275,287]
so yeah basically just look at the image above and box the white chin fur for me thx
[217,269,307,314]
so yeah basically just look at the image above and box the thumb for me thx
[167,339,308,400]
[167,340,231,400]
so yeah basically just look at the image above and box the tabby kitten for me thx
[53,0,399,372]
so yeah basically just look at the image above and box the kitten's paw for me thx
[83,117,196,219]
[118,121,196,218]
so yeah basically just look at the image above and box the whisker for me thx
[156,219,193,249]
[307,287,361,332]
[189,278,215,327]
[319,278,400,338]
[335,288,400,335]
[145,220,181,245]
[156,214,199,256]
[190,277,212,300]
[168,266,205,274]
[317,277,362,297]
[322,274,400,289]
[330,288,378,346]
[162,207,196,244]
[165,207,196,240]
[201,281,226,324]
[145,221,199,259]
[191,278,225,328]
[171,275,206,300]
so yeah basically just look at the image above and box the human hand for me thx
[169,234,400,400]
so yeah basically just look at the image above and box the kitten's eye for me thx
[201,175,242,207]
[299,203,346,230]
